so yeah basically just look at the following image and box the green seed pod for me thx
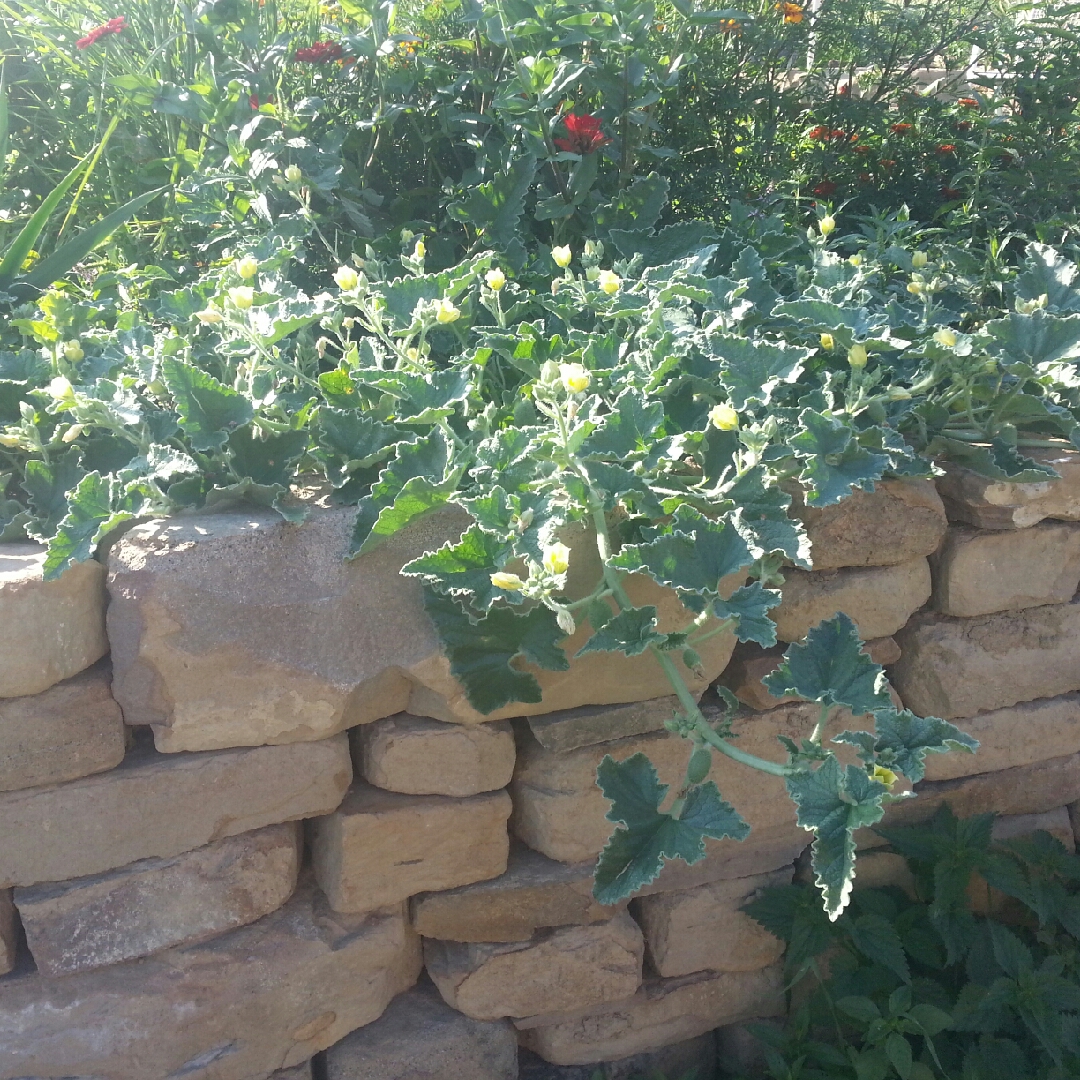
[687,746,712,785]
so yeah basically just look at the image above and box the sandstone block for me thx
[272,1065,312,1080]
[892,603,1080,719]
[921,695,1080,782]
[931,522,1080,616]
[851,851,917,896]
[107,509,736,752]
[0,881,421,1080]
[632,866,792,978]
[994,807,1075,851]
[357,714,514,796]
[516,964,785,1066]
[524,696,680,753]
[0,889,16,976]
[772,557,931,643]
[791,478,946,570]
[324,977,518,1080]
[0,730,350,888]
[0,543,108,699]
[313,784,511,913]
[425,911,644,1021]
[411,843,625,943]
[936,450,1080,529]
[0,662,125,792]
[519,1032,717,1079]
[15,822,301,976]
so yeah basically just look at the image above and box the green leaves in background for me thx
[162,358,253,452]
[791,409,890,507]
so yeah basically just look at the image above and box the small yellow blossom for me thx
[62,339,84,363]
[912,250,929,269]
[48,376,74,400]
[228,286,254,310]
[490,571,525,591]
[407,347,420,362]
[334,266,360,291]
[236,256,259,280]
[709,403,740,431]
[848,253,863,267]
[195,307,224,325]
[61,423,84,443]
[413,238,426,261]
[560,363,591,394]
[776,2,803,22]
[819,215,836,237]
[486,268,506,292]
[597,269,621,295]
[552,245,572,268]
[872,765,898,787]
[908,276,926,296]
[933,328,958,348]
[435,298,461,324]
[848,344,868,369]
[819,332,835,351]
[284,164,302,184]
[543,543,571,575]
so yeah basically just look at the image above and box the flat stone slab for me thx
[0,543,108,698]
[0,661,125,792]
[0,880,422,1080]
[312,783,511,912]
[519,1032,717,1079]
[523,696,681,754]
[0,730,350,887]
[15,822,301,975]
[324,977,518,1080]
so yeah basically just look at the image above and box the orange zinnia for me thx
[776,2,803,22]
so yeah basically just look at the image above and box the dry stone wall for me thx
[3,462,1080,1077]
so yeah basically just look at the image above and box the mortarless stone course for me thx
[523,696,680,753]
[0,543,108,699]
[324,977,518,1080]
[632,866,792,978]
[892,602,1080,719]
[424,911,644,1021]
[411,842,625,943]
[15,822,301,975]
[931,522,1080,616]
[0,662,126,792]
[312,784,511,913]
[0,880,422,1080]
[518,1032,717,1079]
[0,730,351,888]
[356,713,515,796]
[271,1063,313,1080]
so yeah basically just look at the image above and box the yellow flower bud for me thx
[552,245,572,268]
[933,327,958,348]
[195,307,224,325]
[597,269,621,295]
[334,265,360,291]
[284,164,302,184]
[819,332,835,351]
[485,268,506,292]
[912,250,928,269]
[48,376,74,400]
[907,277,926,296]
[559,363,591,394]
[819,215,836,237]
[236,256,259,280]
[543,542,571,575]
[490,571,525,591]
[228,286,254,310]
[61,423,85,443]
[848,253,863,267]
[62,339,84,363]
[407,347,420,362]
[413,238,426,261]
[709,403,740,431]
[435,298,461,324]
[848,344,868,369]
[872,765,898,787]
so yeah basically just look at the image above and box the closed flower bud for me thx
[316,337,330,359]
[552,245,572,268]
[709,403,740,430]
[236,256,259,280]
[490,571,525,591]
[907,276,926,296]
[284,164,302,183]
[556,608,576,635]
[334,265,360,291]
[912,250,929,269]
[559,363,591,394]
[485,268,506,291]
[543,542,571,575]
[435,298,460,324]
[888,387,913,401]
[48,376,74,400]
[819,215,836,236]
[597,269,621,295]
[407,347,420,362]
[228,286,254,310]
[848,344,868,368]
[62,339,84,362]
[413,238,426,260]
[195,307,224,325]
[819,332,835,351]
[551,278,561,295]
[933,327,958,347]
[61,423,85,443]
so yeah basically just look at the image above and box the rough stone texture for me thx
[0,729,350,888]
[921,694,1080,782]
[107,509,737,751]
[720,637,900,711]
[271,1063,312,1080]
[892,602,1080,719]
[0,662,126,792]
[789,478,947,571]
[931,522,1080,616]
[0,880,422,1080]
[851,851,917,896]
[312,784,511,913]
[0,543,108,699]
[424,912,644,1021]
[15,822,301,976]
[519,1032,717,1079]
[936,450,1080,529]
[772,557,931,643]
[524,696,680,754]
[356,714,515,797]
[516,964,785,1066]
[0,889,16,976]
[323,977,518,1080]
[411,842,625,943]
[632,866,792,978]
[994,807,1075,851]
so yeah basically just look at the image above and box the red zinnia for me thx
[937,144,956,154]
[959,97,979,108]
[76,16,127,49]
[853,144,872,154]
[813,179,838,196]
[295,40,344,63]
[554,113,611,155]
[890,122,913,134]
[808,125,831,140]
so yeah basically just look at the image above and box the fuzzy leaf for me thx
[446,156,537,247]
[926,436,1059,484]
[985,311,1080,367]
[594,753,749,904]
[316,407,407,484]
[1016,244,1080,313]
[227,426,307,487]
[401,525,514,612]
[21,451,85,541]
[708,333,811,409]
[161,358,253,452]
[577,605,661,657]
[580,389,665,459]
[791,409,889,506]
[713,582,782,647]
[42,472,135,580]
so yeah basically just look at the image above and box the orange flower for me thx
[890,122,913,134]
[881,159,897,169]
[958,97,979,108]
[776,2,803,22]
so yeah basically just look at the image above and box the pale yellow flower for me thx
[236,256,259,280]
[543,543,571,575]
[552,245,572,268]
[48,376,74,400]
[62,339,84,363]
[709,403,740,431]
[907,276,926,296]
[848,344,868,369]
[819,333,835,351]
[490,571,525,591]
[228,286,254,310]
[597,269,621,296]
[933,328,958,348]
[486,268,506,292]
[61,423,85,443]
[413,238,426,261]
[435,298,461,324]
[872,765,898,787]
[912,250,928,269]
[559,363,591,394]
[819,215,836,237]
[195,307,224,325]
[284,164,302,184]
[334,266,360,291]
[848,253,863,267]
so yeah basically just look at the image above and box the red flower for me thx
[881,159,897,169]
[813,179,838,196]
[937,144,956,154]
[295,40,344,63]
[838,84,851,96]
[808,125,831,140]
[941,185,963,199]
[890,122,913,134]
[853,144,872,154]
[554,113,611,155]
[76,16,127,49]
[958,97,979,108]
[248,93,275,109]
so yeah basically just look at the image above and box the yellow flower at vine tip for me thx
[284,164,302,184]
[236,256,259,280]
[228,286,254,310]
[912,250,929,269]
[334,265,360,291]
[848,253,863,267]
[435,298,461,324]
[933,327,958,347]
[62,339,84,363]
[848,344,868,369]
[413,238,425,261]
[195,307,224,325]
[872,765,898,787]
[819,332,835,351]
[818,215,836,237]
[48,376,74,400]
[485,268,506,292]
[543,542,571,575]
[490,571,525,591]
[560,363,591,394]
[552,245,572,268]
[709,403,740,431]
[597,269,621,296]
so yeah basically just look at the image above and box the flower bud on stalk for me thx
[236,256,259,280]
[435,298,460,324]
[284,164,302,184]
[819,332,835,351]
[552,245,572,268]
[912,250,928,269]
[228,286,254,310]
[933,327,958,347]
[560,363,591,394]
[63,339,84,363]
[819,215,836,237]
[195,307,224,325]
[490,571,525,591]
[556,608,576,635]
[597,269,621,295]
[709,403,739,431]
[413,239,426,261]
[485,268,506,291]
[848,344,868,369]
[334,266,360,291]
[543,543,571,575]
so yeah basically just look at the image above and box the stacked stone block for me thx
[3,462,1080,1078]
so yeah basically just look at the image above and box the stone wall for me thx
[3,459,1080,1079]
